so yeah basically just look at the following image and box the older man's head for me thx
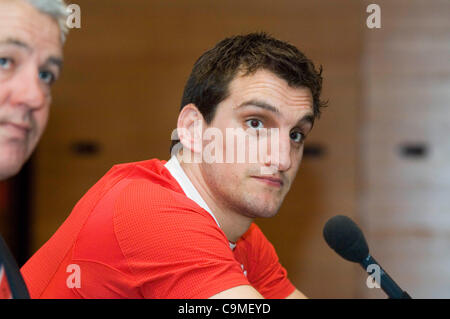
[0,0,68,180]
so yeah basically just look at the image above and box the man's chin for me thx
[0,162,23,180]
[0,146,29,180]
[255,209,280,219]
[240,201,282,219]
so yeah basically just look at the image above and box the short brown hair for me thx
[171,32,327,152]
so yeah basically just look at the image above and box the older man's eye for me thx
[39,70,56,85]
[0,57,13,70]
[245,119,264,130]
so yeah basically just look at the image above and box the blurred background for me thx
[1,0,449,298]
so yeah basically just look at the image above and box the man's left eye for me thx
[0,57,13,70]
[290,131,304,143]
[39,70,56,85]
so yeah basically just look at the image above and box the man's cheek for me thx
[37,107,50,131]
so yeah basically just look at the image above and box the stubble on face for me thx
[198,69,314,219]
[201,162,289,219]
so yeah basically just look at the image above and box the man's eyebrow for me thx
[0,38,63,70]
[45,56,63,70]
[0,38,32,51]
[236,99,315,127]
[298,113,315,128]
[236,99,280,114]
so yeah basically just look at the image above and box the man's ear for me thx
[176,103,204,154]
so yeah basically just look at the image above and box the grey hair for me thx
[23,0,69,44]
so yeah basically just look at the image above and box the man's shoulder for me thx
[107,159,208,217]
[73,158,225,264]
[76,157,214,226]
[102,158,177,190]
[78,158,182,209]
[112,175,217,231]
[69,157,215,244]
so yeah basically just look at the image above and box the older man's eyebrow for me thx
[0,38,32,51]
[0,38,63,71]
[45,56,63,70]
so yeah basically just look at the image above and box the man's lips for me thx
[251,175,284,187]
[0,121,31,138]
[7,122,31,130]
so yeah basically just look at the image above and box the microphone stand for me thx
[360,254,411,299]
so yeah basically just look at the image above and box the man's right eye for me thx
[245,119,264,130]
[0,57,13,70]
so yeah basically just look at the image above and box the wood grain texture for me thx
[360,0,450,298]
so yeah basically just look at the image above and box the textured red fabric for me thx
[21,159,295,299]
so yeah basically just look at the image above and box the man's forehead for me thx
[0,0,62,54]
[229,70,314,112]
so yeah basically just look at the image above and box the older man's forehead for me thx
[0,37,32,51]
[0,0,63,50]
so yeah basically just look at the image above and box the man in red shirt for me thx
[21,32,326,298]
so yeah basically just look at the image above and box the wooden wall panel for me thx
[360,0,450,298]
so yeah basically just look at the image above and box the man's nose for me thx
[264,130,292,173]
[10,65,46,110]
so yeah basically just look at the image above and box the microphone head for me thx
[323,215,369,263]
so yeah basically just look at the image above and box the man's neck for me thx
[177,154,253,243]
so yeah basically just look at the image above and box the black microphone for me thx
[0,234,30,299]
[323,215,411,299]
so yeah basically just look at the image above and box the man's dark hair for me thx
[171,32,327,152]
